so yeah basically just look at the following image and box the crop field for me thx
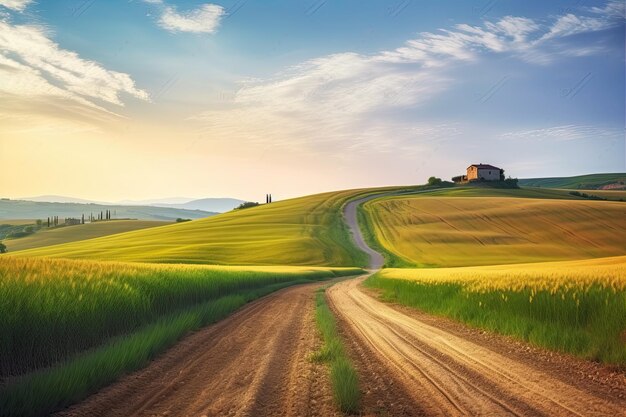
[11,187,414,267]
[0,256,360,416]
[4,220,170,252]
[518,173,626,189]
[366,256,626,364]
[362,196,626,267]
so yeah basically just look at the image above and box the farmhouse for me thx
[452,163,504,183]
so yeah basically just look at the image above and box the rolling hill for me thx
[11,186,420,266]
[360,193,626,267]
[3,220,170,252]
[519,173,626,189]
[0,199,215,221]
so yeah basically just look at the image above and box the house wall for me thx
[467,167,501,181]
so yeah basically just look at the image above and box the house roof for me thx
[468,164,501,170]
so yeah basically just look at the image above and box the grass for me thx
[365,256,626,365]
[313,287,360,413]
[4,220,169,252]
[362,195,626,267]
[518,173,626,189]
[0,257,361,417]
[12,187,417,267]
[0,256,361,378]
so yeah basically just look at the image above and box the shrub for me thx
[427,176,443,186]
[235,201,260,210]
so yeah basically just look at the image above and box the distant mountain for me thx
[0,200,216,221]
[15,196,246,213]
[19,195,108,205]
[116,197,196,205]
[155,198,246,213]
[519,173,626,190]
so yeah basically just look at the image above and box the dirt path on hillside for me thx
[329,194,626,416]
[56,283,339,417]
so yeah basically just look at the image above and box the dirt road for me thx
[56,283,339,417]
[327,194,626,416]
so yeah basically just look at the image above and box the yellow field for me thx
[12,187,410,266]
[368,256,626,363]
[377,256,626,293]
[4,220,170,252]
[364,196,626,267]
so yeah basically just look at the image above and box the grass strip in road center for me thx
[312,286,360,414]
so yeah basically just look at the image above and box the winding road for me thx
[327,194,626,416]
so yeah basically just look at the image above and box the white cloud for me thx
[0,20,148,105]
[143,1,225,34]
[0,0,32,12]
[0,18,148,129]
[588,0,626,18]
[542,0,625,40]
[541,14,613,40]
[191,2,623,158]
[500,125,622,141]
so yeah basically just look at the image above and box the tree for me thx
[36,219,43,227]
[0,242,6,254]
[427,176,442,186]
[176,218,191,223]
[235,201,260,210]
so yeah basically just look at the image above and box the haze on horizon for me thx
[0,0,624,202]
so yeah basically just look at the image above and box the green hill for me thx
[518,173,626,190]
[12,187,411,266]
[4,220,169,253]
[0,199,215,221]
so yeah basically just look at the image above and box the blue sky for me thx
[0,0,624,200]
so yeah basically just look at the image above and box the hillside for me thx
[0,199,215,221]
[3,220,169,252]
[361,193,626,267]
[12,187,412,266]
[519,173,626,190]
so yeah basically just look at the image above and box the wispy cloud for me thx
[143,1,225,34]
[0,16,148,128]
[0,0,32,12]
[191,1,624,156]
[500,125,623,141]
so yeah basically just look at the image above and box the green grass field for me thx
[4,220,169,252]
[365,256,626,364]
[361,194,626,267]
[11,187,417,266]
[518,173,626,189]
[0,256,361,416]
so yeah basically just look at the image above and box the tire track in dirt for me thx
[333,193,626,417]
[55,283,339,417]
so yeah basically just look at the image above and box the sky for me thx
[0,0,624,202]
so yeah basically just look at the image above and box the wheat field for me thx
[362,196,626,267]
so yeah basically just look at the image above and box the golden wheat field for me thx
[363,196,626,267]
[377,255,626,293]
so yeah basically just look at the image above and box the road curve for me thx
[56,283,339,417]
[327,194,626,417]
